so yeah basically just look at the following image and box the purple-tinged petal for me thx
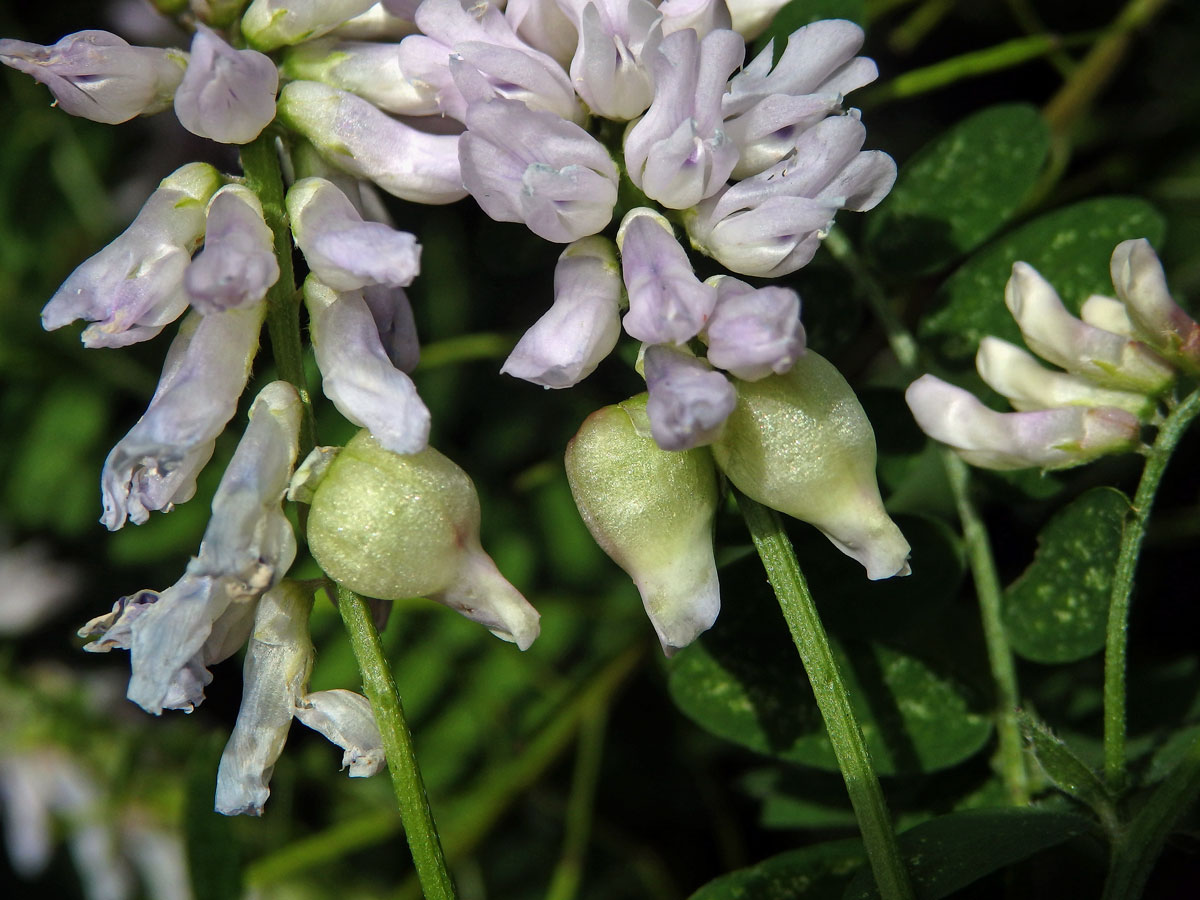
[294,690,385,776]
[0,30,186,124]
[619,210,716,344]
[905,374,1142,471]
[184,185,279,313]
[703,275,805,380]
[644,344,737,450]
[502,236,622,388]
[363,285,420,373]
[304,277,431,455]
[174,24,277,144]
[658,0,732,38]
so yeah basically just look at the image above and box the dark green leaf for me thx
[185,735,242,900]
[668,560,991,774]
[843,809,1093,900]
[689,838,866,900]
[920,197,1166,360]
[1020,713,1115,820]
[753,0,867,65]
[1004,487,1129,664]
[865,104,1050,275]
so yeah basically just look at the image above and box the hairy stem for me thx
[336,584,457,900]
[740,495,913,900]
[1104,388,1200,791]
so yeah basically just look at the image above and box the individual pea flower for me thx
[215,581,384,816]
[501,236,623,388]
[906,245,1185,471]
[81,382,303,714]
[701,275,805,380]
[287,177,421,291]
[0,30,186,125]
[565,394,721,650]
[905,376,1142,471]
[42,162,223,347]
[184,185,279,313]
[722,20,879,178]
[713,351,912,580]
[1109,238,1200,373]
[459,96,618,243]
[398,0,582,124]
[277,80,468,205]
[684,113,896,277]
[242,0,380,51]
[618,208,716,345]
[100,304,265,530]
[568,0,664,121]
[173,24,278,144]
[303,277,431,455]
[623,26,744,210]
[280,38,440,116]
[305,430,541,650]
[643,344,737,450]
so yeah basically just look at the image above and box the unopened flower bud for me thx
[242,0,378,51]
[702,275,805,380]
[565,394,721,650]
[174,24,277,144]
[0,30,186,124]
[1109,238,1200,373]
[712,351,911,580]
[644,345,737,450]
[1005,262,1174,395]
[306,430,540,649]
[906,374,1141,471]
[281,38,437,116]
[501,236,622,388]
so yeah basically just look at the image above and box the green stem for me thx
[336,585,457,900]
[544,706,609,900]
[1104,388,1200,792]
[1043,0,1172,136]
[823,229,1030,804]
[943,451,1030,804]
[740,496,913,900]
[239,131,315,455]
[1103,733,1200,900]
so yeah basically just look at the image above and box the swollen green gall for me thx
[306,430,540,649]
[712,351,911,580]
[565,395,721,652]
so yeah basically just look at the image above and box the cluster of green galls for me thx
[307,350,909,652]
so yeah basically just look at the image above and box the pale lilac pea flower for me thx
[281,38,440,116]
[460,96,618,243]
[100,305,264,530]
[619,209,716,345]
[42,162,223,347]
[83,382,303,714]
[288,177,421,291]
[685,114,896,277]
[304,277,431,455]
[1005,262,1175,395]
[277,81,467,204]
[624,27,744,209]
[644,344,738,450]
[1109,238,1200,372]
[242,0,379,51]
[905,374,1141,471]
[174,24,278,144]
[184,185,279,313]
[703,275,805,380]
[0,30,186,124]
[569,0,663,121]
[502,236,623,388]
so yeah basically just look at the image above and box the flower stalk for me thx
[739,494,913,900]
[336,584,458,900]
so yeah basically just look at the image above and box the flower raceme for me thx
[906,240,1195,471]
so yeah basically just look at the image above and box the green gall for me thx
[307,430,539,649]
[712,351,912,580]
[565,394,721,651]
